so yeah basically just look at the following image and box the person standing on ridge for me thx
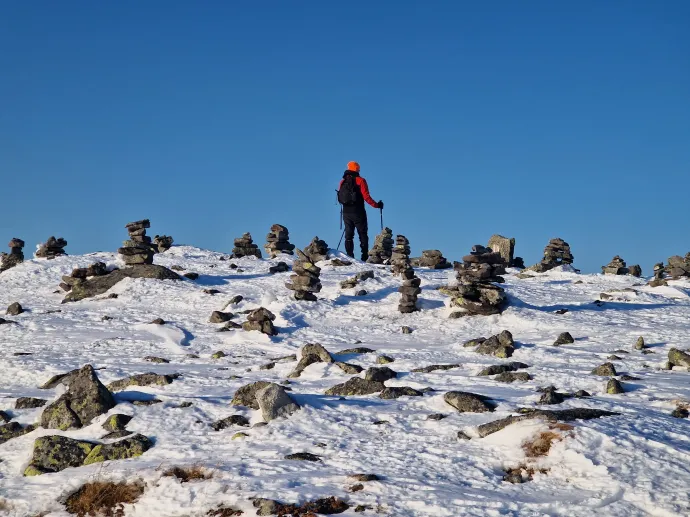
[337,161,383,261]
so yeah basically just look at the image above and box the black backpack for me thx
[338,175,360,206]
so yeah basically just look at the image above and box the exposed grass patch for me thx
[522,423,574,458]
[503,465,550,483]
[162,465,212,483]
[64,481,144,516]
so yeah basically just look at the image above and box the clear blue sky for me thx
[1,1,688,273]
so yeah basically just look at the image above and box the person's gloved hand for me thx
[377,200,384,209]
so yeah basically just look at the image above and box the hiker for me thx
[337,161,383,261]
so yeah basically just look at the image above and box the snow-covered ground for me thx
[1,246,689,516]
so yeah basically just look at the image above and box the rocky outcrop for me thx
[40,365,115,430]
[63,264,180,302]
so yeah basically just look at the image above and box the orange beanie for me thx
[347,161,360,172]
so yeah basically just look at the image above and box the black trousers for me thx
[343,210,369,260]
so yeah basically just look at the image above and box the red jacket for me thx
[339,172,378,208]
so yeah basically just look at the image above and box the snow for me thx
[1,246,689,516]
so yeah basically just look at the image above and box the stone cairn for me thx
[286,247,323,301]
[0,238,25,273]
[60,262,109,292]
[488,234,524,268]
[411,250,451,269]
[264,224,295,258]
[527,238,574,272]
[649,263,666,287]
[231,233,262,259]
[118,220,155,265]
[391,235,411,276]
[399,266,421,313]
[602,256,628,275]
[367,227,394,264]
[153,235,174,253]
[35,237,67,259]
[442,245,507,316]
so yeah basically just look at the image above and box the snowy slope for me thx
[1,246,689,517]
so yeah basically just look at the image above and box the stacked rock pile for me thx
[35,237,67,259]
[0,238,25,273]
[628,264,642,277]
[399,267,421,313]
[367,228,394,264]
[242,307,277,335]
[648,263,667,287]
[411,250,451,269]
[119,220,155,265]
[390,235,411,276]
[665,253,690,279]
[153,235,174,253]
[264,224,295,258]
[488,234,524,268]
[303,237,329,262]
[528,238,574,272]
[601,256,629,275]
[286,249,322,301]
[60,262,110,292]
[232,233,262,259]
[442,245,507,316]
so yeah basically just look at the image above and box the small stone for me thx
[209,311,233,323]
[203,289,221,295]
[149,318,165,325]
[538,386,565,405]
[376,355,395,364]
[144,356,169,364]
[284,452,321,462]
[553,332,574,346]
[574,390,591,398]
[427,413,446,420]
[6,302,23,316]
[183,272,199,280]
[668,348,690,368]
[338,347,375,354]
[255,384,300,421]
[212,351,227,359]
[401,326,413,334]
[15,397,48,409]
[457,431,471,440]
[591,363,617,376]
[411,364,461,373]
[365,367,397,382]
[671,407,689,418]
[379,387,423,399]
[494,372,532,383]
[355,289,367,296]
[349,484,364,492]
[102,414,133,432]
[325,378,385,396]
[634,337,647,350]
[231,381,273,409]
[232,432,248,440]
[606,379,625,394]
[444,391,495,413]
[336,362,364,374]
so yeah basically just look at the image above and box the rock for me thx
[475,331,514,358]
[35,236,68,259]
[367,227,394,264]
[231,232,262,259]
[538,386,565,405]
[39,369,80,389]
[231,381,273,409]
[242,307,277,335]
[335,362,364,374]
[411,364,461,373]
[131,399,162,406]
[591,363,617,376]
[607,379,625,394]
[211,415,250,430]
[338,347,375,354]
[107,372,178,392]
[255,384,300,421]
[628,264,642,277]
[15,397,47,409]
[427,413,446,420]
[183,272,199,280]
[288,343,334,378]
[212,351,227,359]
[411,249,452,269]
[24,435,93,475]
[153,235,174,252]
[607,355,623,360]
[102,414,133,432]
[634,337,647,350]
[0,422,35,445]
[376,355,395,364]
[553,332,574,346]
[463,338,486,347]
[477,408,619,437]
[268,262,290,274]
[64,265,180,302]
[209,311,233,323]
[444,391,495,413]
[487,234,515,266]
[325,378,386,396]
[494,372,532,383]
[41,365,116,430]
[285,452,321,461]
[364,367,397,382]
[0,238,25,273]
[6,302,23,316]
[401,326,413,334]
[526,238,575,272]
[671,407,689,418]
[83,433,153,466]
[219,321,242,332]
[477,362,529,376]
[601,255,630,275]
[379,387,423,399]
[0,410,10,423]
[668,348,690,368]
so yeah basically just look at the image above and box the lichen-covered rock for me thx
[335,362,363,374]
[634,337,647,350]
[379,387,423,399]
[255,384,300,421]
[591,363,617,376]
[0,422,35,445]
[325,377,385,396]
[209,311,233,323]
[338,347,375,354]
[376,355,395,364]
[107,372,178,392]
[475,331,514,358]
[212,415,250,431]
[231,381,272,409]
[606,379,625,394]
[102,414,133,432]
[83,434,153,465]
[553,332,574,346]
[477,408,619,437]
[494,371,532,383]
[15,397,47,409]
[364,367,397,382]
[444,391,495,413]
[24,435,94,475]
[538,386,566,405]
[668,348,690,368]
[39,369,80,389]
[41,365,115,430]
[477,362,529,376]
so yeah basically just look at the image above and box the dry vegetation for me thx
[162,465,213,483]
[522,423,574,458]
[64,481,145,517]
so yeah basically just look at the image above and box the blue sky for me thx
[1,1,688,273]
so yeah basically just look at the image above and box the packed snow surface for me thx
[1,246,689,516]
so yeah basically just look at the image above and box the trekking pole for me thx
[337,229,345,251]
[380,207,383,232]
